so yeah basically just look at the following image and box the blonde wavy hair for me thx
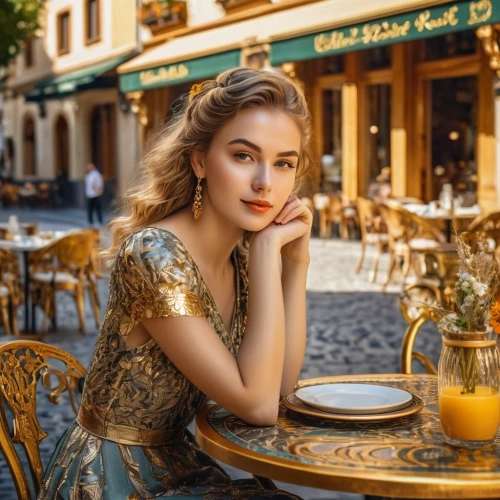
[104,67,313,266]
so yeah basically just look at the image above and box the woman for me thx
[39,67,313,499]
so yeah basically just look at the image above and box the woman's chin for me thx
[238,219,273,233]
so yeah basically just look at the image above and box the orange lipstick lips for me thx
[242,199,272,214]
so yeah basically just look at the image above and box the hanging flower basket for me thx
[138,0,187,28]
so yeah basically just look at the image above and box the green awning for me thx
[119,50,241,93]
[271,0,500,65]
[26,53,133,101]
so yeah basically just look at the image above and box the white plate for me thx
[294,383,413,415]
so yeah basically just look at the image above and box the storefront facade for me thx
[3,0,139,208]
[271,0,500,210]
[118,0,500,210]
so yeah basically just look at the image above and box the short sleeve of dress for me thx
[115,228,205,334]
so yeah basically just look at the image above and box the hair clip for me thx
[188,83,202,103]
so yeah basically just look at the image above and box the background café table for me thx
[0,232,64,334]
[196,374,500,499]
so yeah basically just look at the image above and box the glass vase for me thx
[438,324,500,448]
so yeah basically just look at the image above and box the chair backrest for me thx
[356,197,378,237]
[33,230,98,273]
[378,203,411,242]
[327,194,343,222]
[405,211,446,243]
[0,185,19,204]
[0,248,20,277]
[467,211,500,252]
[0,340,86,499]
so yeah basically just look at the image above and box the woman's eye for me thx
[235,152,253,161]
[276,160,296,169]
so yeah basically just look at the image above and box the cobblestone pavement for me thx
[0,208,440,499]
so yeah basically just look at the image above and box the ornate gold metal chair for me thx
[0,249,21,336]
[0,340,86,499]
[30,231,101,334]
[399,283,443,374]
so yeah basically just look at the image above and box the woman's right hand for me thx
[250,195,312,249]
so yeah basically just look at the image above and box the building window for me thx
[24,38,34,68]
[423,30,478,61]
[57,10,71,55]
[85,0,100,44]
[365,84,391,189]
[321,88,342,191]
[322,55,344,75]
[363,46,392,70]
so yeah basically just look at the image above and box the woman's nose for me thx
[252,164,272,192]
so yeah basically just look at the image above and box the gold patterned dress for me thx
[39,228,301,500]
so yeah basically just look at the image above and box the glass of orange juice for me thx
[438,328,500,449]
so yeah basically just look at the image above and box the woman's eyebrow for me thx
[227,138,261,153]
[277,150,299,158]
[228,139,299,158]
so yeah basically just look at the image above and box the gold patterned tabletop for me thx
[195,374,500,499]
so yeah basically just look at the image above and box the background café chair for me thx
[36,183,52,208]
[377,203,413,289]
[355,196,388,281]
[0,184,19,207]
[466,210,500,261]
[0,340,86,499]
[403,210,449,279]
[312,192,354,240]
[312,193,331,239]
[30,231,100,334]
[379,202,447,290]
[0,249,22,337]
[327,194,350,240]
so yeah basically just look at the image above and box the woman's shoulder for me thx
[116,227,194,280]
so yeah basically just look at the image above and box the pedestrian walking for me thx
[85,163,104,225]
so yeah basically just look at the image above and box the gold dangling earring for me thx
[192,177,203,220]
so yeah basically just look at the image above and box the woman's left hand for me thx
[274,195,312,264]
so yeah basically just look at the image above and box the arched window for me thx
[23,114,37,176]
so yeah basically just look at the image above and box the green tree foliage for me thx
[0,0,45,67]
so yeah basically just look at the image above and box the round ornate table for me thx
[196,374,500,499]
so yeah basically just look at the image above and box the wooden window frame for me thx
[85,0,101,46]
[57,8,71,56]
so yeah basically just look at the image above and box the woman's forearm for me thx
[280,258,309,396]
[236,236,286,422]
